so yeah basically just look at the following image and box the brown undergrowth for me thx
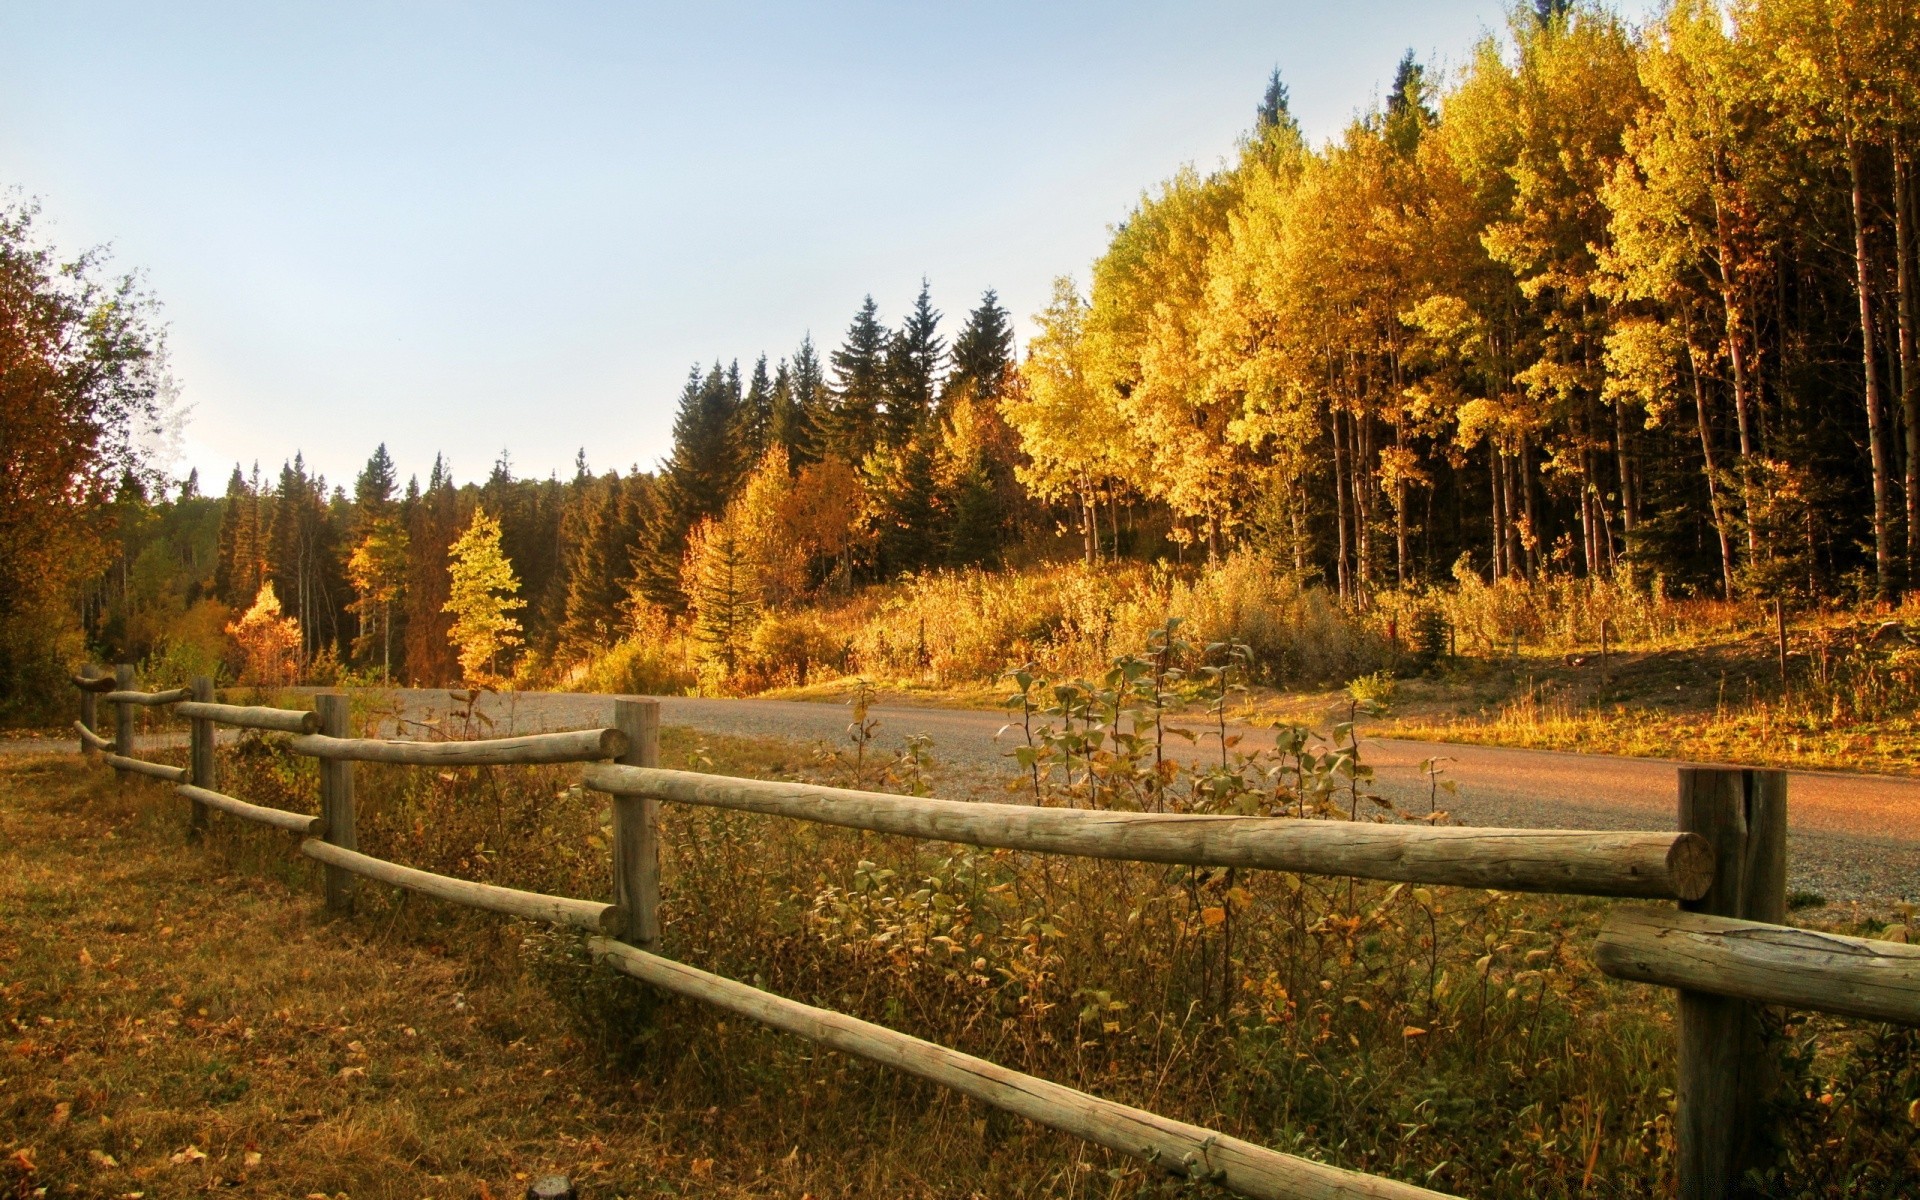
[5,687,1917,1198]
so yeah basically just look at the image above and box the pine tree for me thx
[1384,51,1434,157]
[1256,67,1299,138]
[862,431,941,576]
[560,470,644,655]
[682,512,759,678]
[736,355,773,462]
[884,280,943,446]
[443,507,525,685]
[945,289,1016,407]
[789,335,828,465]
[632,364,742,613]
[404,455,462,685]
[213,465,263,604]
[354,444,397,518]
[822,297,889,463]
[766,358,813,469]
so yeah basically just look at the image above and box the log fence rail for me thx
[60,666,1920,1200]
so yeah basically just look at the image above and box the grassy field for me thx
[4,714,1917,1199]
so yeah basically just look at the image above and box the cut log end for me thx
[1666,832,1716,901]
[597,905,629,937]
[598,726,630,760]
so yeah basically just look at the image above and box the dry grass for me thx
[0,756,753,1200]
[6,704,1917,1199]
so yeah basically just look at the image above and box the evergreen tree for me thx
[632,364,743,612]
[213,465,263,605]
[266,454,346,664]
[560,470,645,655]
[1257,67,1299,137]
[789,335,828,465]
[682,511,759,678]
[1384,51,1434,157]
[883,280,943,446]
[404,454,463,685]
[354,444,397,518]
[736,355,773,463]
[862,432,941,575]
[945,289,1017,407]
[766,358,813,469]
[822,297,889,463]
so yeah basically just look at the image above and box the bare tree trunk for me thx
[1690,342,1738,599]
[1333,407,1351,601]
[1614,397,1637,538]
[1490,451,1505,580]
[1895,135,1918,589]
[1714,195,1760,562]
[1517,435,1539,579]
[1848,135,1896,599]
[1353,412,1373,601]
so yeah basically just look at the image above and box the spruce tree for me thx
[1256,67,1299,137]
[213,465,261,604]
[945,289,1016,407]
[1384,51,1433,156]
[862,432,941,575]
[789,335,828,465]
[766,358,812,469]
[632,364,742,612]
[822,297,888,464]
[736,354,773,462]
[354,444,397,518]
[883,280,943,446]
[560,471,638,655]
[404,454,463,685]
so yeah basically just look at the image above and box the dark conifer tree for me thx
[1256,67,1298,137]
[945,289,1016,407]
[945,457,1004,569]
[632,364,743,612]
[354,444,397,519]
[1384,51,1433,157]
[883,280,943,446]
[863,433,941,575]
[822,297,888,463]
[767,358,812,470]
[213,465,263,605]
[736,355,773,463]
[790,335,828,465]
[561,469,643,654]
[403,454,462,685]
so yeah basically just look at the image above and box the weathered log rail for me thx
[61,666,1919,1200]
[583,763,1713,900]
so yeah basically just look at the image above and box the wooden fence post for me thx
[112,663,135,778]
[77,665,101,755]
[188,676,215,838]
[611,697,660,945]
[316,692,357,913]
[1676,766,1787,1200]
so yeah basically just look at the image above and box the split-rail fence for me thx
[63,665,1920,1200]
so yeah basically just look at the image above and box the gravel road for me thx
[372,689,1918,909]
[11,688,1914,908]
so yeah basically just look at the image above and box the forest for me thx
[9,0,1920,716]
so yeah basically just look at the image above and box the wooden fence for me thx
[63,666,1920,1200]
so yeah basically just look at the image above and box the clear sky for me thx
[3,1,1655,493]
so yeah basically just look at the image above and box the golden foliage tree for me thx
[443,508,525,686]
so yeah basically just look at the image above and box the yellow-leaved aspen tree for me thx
[442,508,525,685]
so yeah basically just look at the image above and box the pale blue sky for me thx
[3,2,1655,491]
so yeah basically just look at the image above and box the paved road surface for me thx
[12,689,1915,905]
